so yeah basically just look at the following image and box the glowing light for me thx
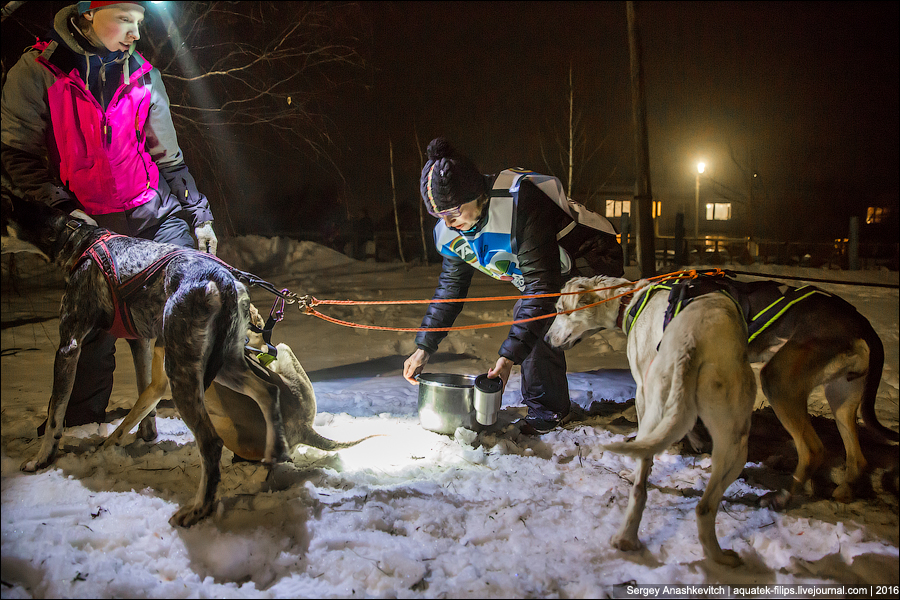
[304,415,474,475]
[697,162,706,174]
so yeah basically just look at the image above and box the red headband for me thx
[77,1,144,14]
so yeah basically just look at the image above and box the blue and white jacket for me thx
[416,169,623,364]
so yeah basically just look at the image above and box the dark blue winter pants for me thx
[515,299,571,422]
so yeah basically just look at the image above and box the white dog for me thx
[546,276,757,567]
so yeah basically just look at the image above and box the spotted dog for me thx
[3,191,293,527]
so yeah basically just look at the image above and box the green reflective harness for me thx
[746,285,829,343]
[623,274,832,346]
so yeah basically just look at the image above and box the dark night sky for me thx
[304,1,898,240]
[2,2,898,240]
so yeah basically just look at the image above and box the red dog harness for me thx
[76,233,191,338]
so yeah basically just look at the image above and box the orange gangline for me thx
[309,269,710,307]
[304,287,639,332]
[299,269,721,333]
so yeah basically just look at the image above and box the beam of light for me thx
[302,414,483,475]
[151,2,254,228]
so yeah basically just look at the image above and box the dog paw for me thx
[760,489,792,511]
[261,450,292,465]
[711,549,743,568]
[169,504,213,528]
[611,536,643,552]
[138,419,158,443]
[21,456,49,472]
[832,483,854,503]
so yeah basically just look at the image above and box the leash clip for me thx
[296,295,317,314]
[269,289,291,323]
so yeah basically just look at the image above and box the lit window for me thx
[653,201,662,218]
[605,200,631,217]
[867,206,887,224]
[706,203,731,221]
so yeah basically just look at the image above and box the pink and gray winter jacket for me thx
[1,4,213,235]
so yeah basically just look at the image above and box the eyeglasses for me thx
[426,204,465,219]
[426,196,483,220]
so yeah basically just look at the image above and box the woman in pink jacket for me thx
[1,2,218,431]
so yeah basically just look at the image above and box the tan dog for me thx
[104,304,374,480]
[547,276,757,566]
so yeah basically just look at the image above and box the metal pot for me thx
[417,373,478,435]
[417,373,504,434]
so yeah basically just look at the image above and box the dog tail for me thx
[602,354,699,458]
[858,319,897,443]
[300,429,382,451]
[202,279,229,391]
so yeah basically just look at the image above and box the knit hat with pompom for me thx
[420,138,486,215]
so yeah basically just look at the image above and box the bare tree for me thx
[415,127,429,264]
[136,2,368,234]
[540,62,611,203]
[389,138,406,264]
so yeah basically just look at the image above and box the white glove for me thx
[195,221,218,255]
[69,209,97,226]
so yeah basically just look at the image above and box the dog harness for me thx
[623,272,741,335]
[76,233,191,339]
[623,272,833,344]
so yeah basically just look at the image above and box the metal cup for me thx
[473,374,503,426]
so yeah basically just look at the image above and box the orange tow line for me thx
[297,269,723,333]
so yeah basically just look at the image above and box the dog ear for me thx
[577,290,597,307]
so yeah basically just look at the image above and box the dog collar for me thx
[50,219,89,266]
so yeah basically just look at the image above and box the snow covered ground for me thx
[2,237,898,598]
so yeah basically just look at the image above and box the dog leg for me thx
[104,344,168,448]
[229,362,290,464]
[130,338,158,442]
[162,280,229,527]
[824,374,868,502]
[611,456,652,552]
[609,364,661,552]
[22,335,82,472]
[758,342,824,510]
[695,434,747,567]
[167,375,223,528]
[695,364,754,568]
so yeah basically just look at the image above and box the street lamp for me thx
[695,162,705,241]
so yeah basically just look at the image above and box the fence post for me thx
[621,213,631,267]
[674,212,685,266]
[848,216,859,270]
